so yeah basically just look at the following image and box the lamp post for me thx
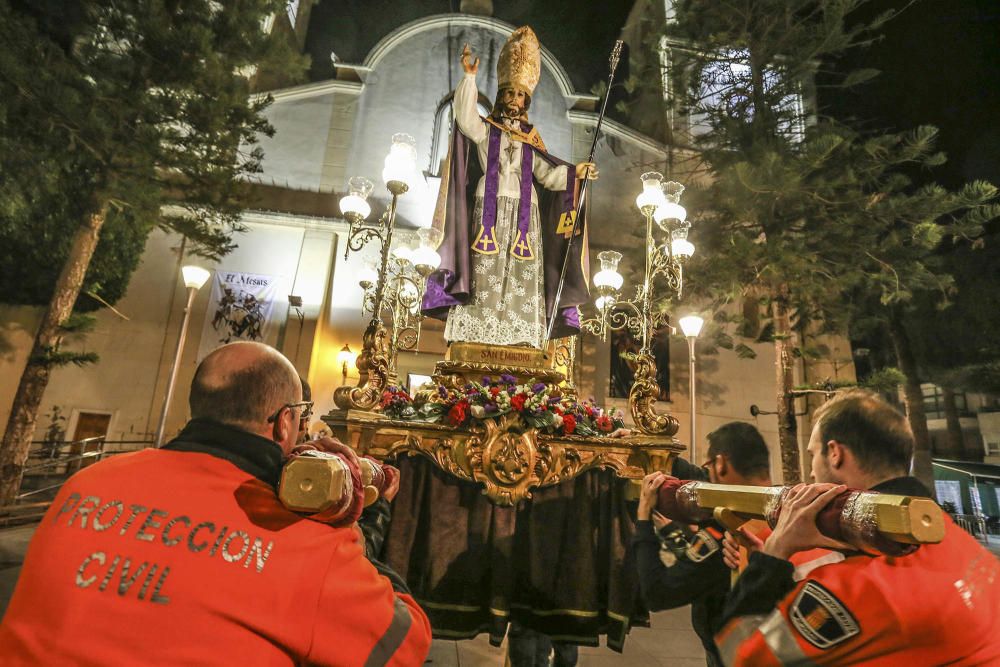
[335,133,439,410]
[580,172,695,436]
[155,265,211,447]
[582,172,693,348]
[679,314,704,462]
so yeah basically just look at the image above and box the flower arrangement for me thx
[379,375,626,437]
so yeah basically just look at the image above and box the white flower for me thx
[471,405,486,419]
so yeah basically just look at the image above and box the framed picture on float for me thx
[407,373,434,395]
[609,327,671,400]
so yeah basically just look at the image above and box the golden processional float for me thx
[323,37,700,506]
[323,150,697,506]
[309,31,945,650]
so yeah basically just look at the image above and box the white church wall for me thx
[23,220,319,446]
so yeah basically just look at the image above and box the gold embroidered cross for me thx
[514,236,531,256]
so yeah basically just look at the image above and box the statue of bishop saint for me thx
[421,26,597,350]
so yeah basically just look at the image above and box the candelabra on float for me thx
[581,172,695,435]
[333,133,440,411]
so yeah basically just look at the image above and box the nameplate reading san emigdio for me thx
[56,492,275,605]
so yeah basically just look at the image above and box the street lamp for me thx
[582,172,695,349]
[155,265,211,447]
[335,133,430,411]
[580,172,696,436]
[679,313,704,462]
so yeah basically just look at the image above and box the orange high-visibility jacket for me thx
[0,448,432,666]
[715,516,1000,666]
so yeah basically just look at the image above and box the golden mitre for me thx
[497,26,541,97]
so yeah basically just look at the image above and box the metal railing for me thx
[951,513,996,544]
[0,438,152,527]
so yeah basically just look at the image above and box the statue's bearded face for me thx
[496,87,529,121]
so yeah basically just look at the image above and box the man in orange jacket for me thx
[715,390,1000,666]
[634,422,773,667]
[0,341,432,666]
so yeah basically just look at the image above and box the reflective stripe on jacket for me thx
[0,448,432,666]
[716,516,1000,666]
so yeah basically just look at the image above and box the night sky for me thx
[305,0,635,90]
[308,1,1000,187]
[823,0,1000,188]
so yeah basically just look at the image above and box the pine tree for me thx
[0,0,305,503]
[661,1,999,484]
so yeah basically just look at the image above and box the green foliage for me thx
[30,349,100,369]
[659,1,999,375]
[861,367,905,393]
[0,0,307,308]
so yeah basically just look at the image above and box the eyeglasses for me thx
[700,457,714,477]
[266,401,314,424]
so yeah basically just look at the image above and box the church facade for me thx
[0,3,852,482]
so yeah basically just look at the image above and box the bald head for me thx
[812,389,913,480]
[189,342,301,432]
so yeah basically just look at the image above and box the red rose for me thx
[563,413,576,434]
[490,386,501,397]
[381,391,392,408]
[448,401,469,426]
[511,394,527,412]
[553,406,563,415]
[596,415,613,432]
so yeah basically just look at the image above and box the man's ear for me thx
[272,408,293,444]
[827,440,845,469]
[715,454,729,478]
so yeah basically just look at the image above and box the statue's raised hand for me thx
[461,44,479,74]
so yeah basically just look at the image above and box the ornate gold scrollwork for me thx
[361,414,648,506]
[333,319,391,411]
[629,353,680,436]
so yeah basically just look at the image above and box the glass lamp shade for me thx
[339,176,374,221]
[595,295,616,311]
[337,344,354,368]
[670,237,695,260]
[399,281,418,299]
[382,133,418,190]
[679,314,705,338]
[412,227,443,274]
[358,260,379,289]
[411,246,441,272]
[417,226,443,250]
[593,250,624,290]
[392,244,414,265]
[635,172,667,212]
[654,181,687,229]
[653,201,687,227]
[593,269,624,290]
[598,250,622,272]
[181,265,211,290]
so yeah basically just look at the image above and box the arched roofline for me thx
[359,13,599,106]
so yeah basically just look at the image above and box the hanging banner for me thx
[197,270,280,360]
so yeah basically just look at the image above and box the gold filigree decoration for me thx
[498,26,541,96]
[629,353,680,436]
[333,319,391,411]
[342,413,652,506]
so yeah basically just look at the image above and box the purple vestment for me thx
[422,120,590,340]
